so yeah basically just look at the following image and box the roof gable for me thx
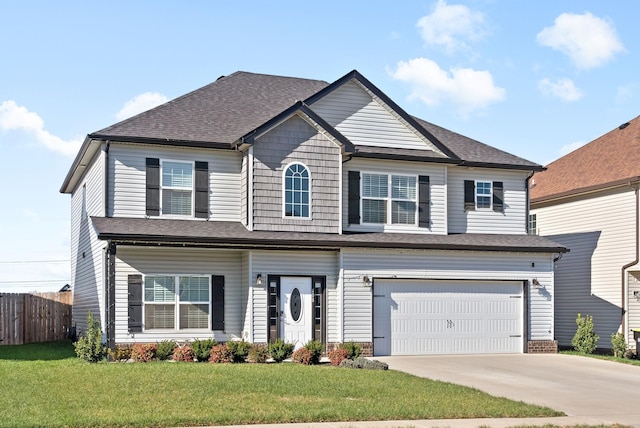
[531,115,640,202]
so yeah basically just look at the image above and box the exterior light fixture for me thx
[256,273,263,287]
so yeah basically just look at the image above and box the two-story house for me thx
[531,116,640,352]
[60,70,567,356]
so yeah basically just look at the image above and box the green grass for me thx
[560,350,640,366]
[0,341,563,428]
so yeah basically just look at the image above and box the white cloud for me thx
[538,78,583,101]
[417,0,487,53]
[390,57,506,116]
[116,92,168,121]
[536,12,624,69]
[0,100,82,157]
[559,140,586,156]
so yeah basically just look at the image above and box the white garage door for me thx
[373,280,523,356]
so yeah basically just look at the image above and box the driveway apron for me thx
[376,354,640,426]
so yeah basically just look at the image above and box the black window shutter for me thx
[418,175,430,228]
[145,158,160,216]
[493,181,504,212]
[194,161,209,219]
[128,274,143,333]
[464,180,475,211]
[211,275,225,331]
[348,171,360,224]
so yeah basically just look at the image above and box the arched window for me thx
[284,163,310,218]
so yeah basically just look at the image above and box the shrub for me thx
[209,344,233,363]
[339,357,388,370]
[74,312,107,363]
[107,344,132,362]
[172,344,195,362]
[130,343,157,362]
[339,341,362,359]
[304,340,324,364]
[292,347,313,365]
[226,340,252,363]
[156,340,177,361]
[611,332,628,358]
[328,348,350,366]
[247,344,269,363]
[192,338,217,362]
[268,339,294,363]
[572,313,599,354]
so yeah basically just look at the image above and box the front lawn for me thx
[0,341,562,427]
[561,350,640,366]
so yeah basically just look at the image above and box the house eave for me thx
[531,176,640,206]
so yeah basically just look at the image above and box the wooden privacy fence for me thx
[0,292,72,345]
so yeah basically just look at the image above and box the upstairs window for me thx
[362,173,417,225]
[529,213,537,235]
[161,160,193,216]
[464,180,504,212]
[476,181,492,209]
[284,163,310,218]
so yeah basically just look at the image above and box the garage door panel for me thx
[373,280,523,356]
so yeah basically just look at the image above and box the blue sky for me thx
[0,1,637,292]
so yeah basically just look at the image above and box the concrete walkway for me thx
[196,354,640,427]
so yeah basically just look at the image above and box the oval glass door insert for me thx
[290,288,302,322]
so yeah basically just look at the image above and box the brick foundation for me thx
[326,342,374,357]
[527,340,558,353]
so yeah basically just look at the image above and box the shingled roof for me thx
[531,115,640,203]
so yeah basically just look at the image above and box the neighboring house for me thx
[60,70,567,356]
[530,115,640,351]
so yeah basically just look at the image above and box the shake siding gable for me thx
[532,187,637,348]
[108,143,242,220]
[252,116,341,233]
[70,148,105,333]
[310,81,441,152]
[448,168,527,234]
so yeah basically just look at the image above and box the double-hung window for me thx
[362,173,417,225]
[476,181,492,209]
[161,160,193,216]
[144,275,209,330]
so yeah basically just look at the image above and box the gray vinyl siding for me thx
[113,246,244,343]
[532,187,637,348]
[341,248,554,344]
[250,250,340,344]
[342,158,448,234]
[70,148,105,335]
[310,81,442,153]
[108,143,242,221]
[448,167,528,234]
[252,115,341,233]
[628,272,640,350]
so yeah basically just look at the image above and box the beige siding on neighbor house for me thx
[342,158,448,234]
[532,187,637,349]
[113,247,245,344]
[249,250,340,344]
[70,147,105,335]
[252,115,341,233]
[447,167,528,235]
[108,143,242,221]
[310,81,442,153]
[341,249,554,344]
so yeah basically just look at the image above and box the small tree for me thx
[571,313,599,354]
[611,332,628,358]
[74,312,107,362]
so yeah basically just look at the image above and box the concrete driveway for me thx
[376,354,640,426]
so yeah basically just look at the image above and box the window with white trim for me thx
[144,275,209,330]
[476,181,492,209]
[284,163,310,218]
[529,213,537,235]
[362,173,417,225]
[161,160,193,216]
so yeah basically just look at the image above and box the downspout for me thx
[621,183,639,342]
[104,140,110,217]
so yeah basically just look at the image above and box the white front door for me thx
[280,277,312,349]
